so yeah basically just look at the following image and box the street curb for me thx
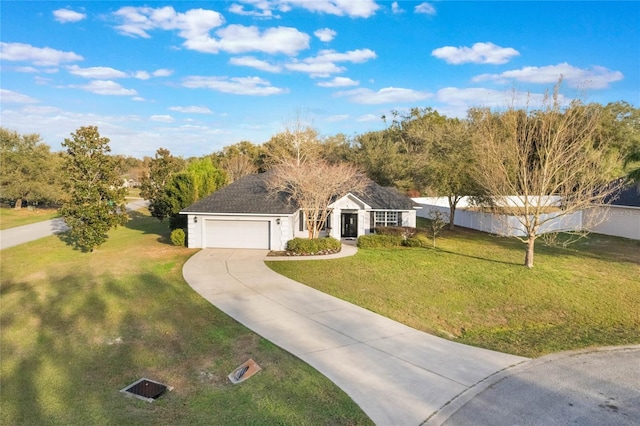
[422,344,640,426]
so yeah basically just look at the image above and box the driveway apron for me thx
[183,248,528,425]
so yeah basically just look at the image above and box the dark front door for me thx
[341,213,358,238]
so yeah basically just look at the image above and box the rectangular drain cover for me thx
[120,378,172,402]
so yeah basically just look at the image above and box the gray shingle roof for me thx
[351,182,418,210]
[610,182,640,208]
[181,172,298,214]
[181,171,417,214]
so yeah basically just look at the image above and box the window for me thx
[300,210,330,231]
[374,211,400,227]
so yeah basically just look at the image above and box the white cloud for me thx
[282,0,379,18]
[182,76,288,96]
[150,115,175,123]
[152,69,174,77]
[229,56,282,72]
[134,71,151,80]
[317,77,359,87]
[0,42,83,66]
[285,48,377,77]
[67,65,128,79]
[326,114,349,122]
[114,6,225,39]
[169,106,212,114]
[336,87,432,104]
[315,28,337,42]
[206,25,310,55]
[434,87,567,117]
[0,89,39,104]
[432,42,520,65]
[472,62,624,89]
[286,61,345,77]
[113,7,310,56]
[415,2,436,15]
[72,80,138,96]
[53,8,87,23]
[357,114,381,122]
[228,3,276,18]
[13,66,39,73]
[391,2,404,14]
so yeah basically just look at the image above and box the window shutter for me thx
[398,212,403,226]
[299,210,304,232]
[370,212,375,231]
[326,213,331,229]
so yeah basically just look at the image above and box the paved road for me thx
[0,199,149,250]
[183,248,529,425]
[439,345,640,426]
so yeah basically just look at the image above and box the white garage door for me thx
[204,220,270,249]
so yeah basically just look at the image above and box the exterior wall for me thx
[585,206,640,240]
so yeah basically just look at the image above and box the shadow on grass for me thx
[125,210,173,245]
[435,226,640,267]
[0,267,372,425]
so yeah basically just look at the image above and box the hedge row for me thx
[286,237,342,255]
[357,233,431,249]
[372,226,418,238]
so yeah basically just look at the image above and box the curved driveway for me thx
[182,248,529,425]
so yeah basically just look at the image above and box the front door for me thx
[341,213,358,238]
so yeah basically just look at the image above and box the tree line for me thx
[1,94,639,262]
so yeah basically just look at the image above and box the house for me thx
[181,171,419,250]
[585,182,640,240]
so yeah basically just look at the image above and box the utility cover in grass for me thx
[228,359,262,384]
[120,378,173,402]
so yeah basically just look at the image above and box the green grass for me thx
[267,227,640,358]
[0,210,372,426]
[0,207,59,230]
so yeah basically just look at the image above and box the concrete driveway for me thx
[183,248,529,425]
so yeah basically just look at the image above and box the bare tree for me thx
[267,160,365,239]
[471,87,624,268]
[221,154,257,182]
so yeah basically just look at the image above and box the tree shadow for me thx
[124,210,173,245]
[1,264,371,425]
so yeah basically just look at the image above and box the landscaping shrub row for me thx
[286,237,342,255]
[372,226,418,238]
[357,233,430,248]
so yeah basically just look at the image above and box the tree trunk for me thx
[525,237,535,268]
[447,196,458,231]
[14,198,22,209]
[448,206,456,230]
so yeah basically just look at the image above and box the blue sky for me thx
[1,1,638,158]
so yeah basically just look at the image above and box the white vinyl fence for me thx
[413,197,638,240]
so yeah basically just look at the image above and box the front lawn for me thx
[0,210,372,425]
[0,207,59,230]
[267,227,640,358]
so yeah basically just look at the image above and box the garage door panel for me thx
[205,220,270,249]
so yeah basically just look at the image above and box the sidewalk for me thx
[182,247,529,425]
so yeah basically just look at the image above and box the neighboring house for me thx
[585,182,640,240]
[181,171,418,250]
